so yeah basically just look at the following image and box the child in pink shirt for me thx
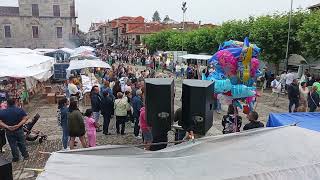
[84,109,99,147]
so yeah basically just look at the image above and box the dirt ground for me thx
[0,73,292,180]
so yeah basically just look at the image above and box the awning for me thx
[37,126,320,180]
[180,54,212,60]
[66,59,111,72]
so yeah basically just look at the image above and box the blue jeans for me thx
[6,128,29,160]
[61,124,69,149]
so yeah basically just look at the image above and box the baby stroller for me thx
[23,114,48,144]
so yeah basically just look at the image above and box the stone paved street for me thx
[0,69,291,180]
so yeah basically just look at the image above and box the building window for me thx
[70,6,75,17]
[56,27,62,38]
[32,4,39,17]
[72,27,76,35]
[32,26,39,38]
[4,25,11,38]
[53,5,60,17]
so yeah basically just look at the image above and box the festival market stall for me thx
[180,54,212,67]
[0,53,54,106]
[70,46,96,60]
[203,38,262,124]
[66,59,111,105]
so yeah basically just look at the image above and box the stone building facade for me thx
[0,0,77,49]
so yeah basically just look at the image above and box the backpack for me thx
[57,109,62,126]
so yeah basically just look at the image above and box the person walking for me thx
[175,63,181,79]
[288,79,300,113]
[271,76,282,106]
[101,90,114,135]
[285,70,295,91]
[68,99,87,150]
[299,82,309,109]
[132,90,143,138]
[90,85,102,132]
[308,86,320,112]
[58,98,69,150]
[114,92,130,135]
[0,99,29,162]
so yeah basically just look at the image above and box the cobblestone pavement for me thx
[0,67,292,180]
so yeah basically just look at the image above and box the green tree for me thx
[251,11,307,66]
[152,11,161,22]
[298,10,320,59]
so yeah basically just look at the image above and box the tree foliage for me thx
[152,11,161,22]
[298,10,320,59]
[144,10,318,64]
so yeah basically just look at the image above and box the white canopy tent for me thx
[0,54,54,81]
[33,49,56,55]
[66,59,111,72]
[37,126,320,180]
[180,54,212,60]
[0,48,37,56]
[59,48,75,54]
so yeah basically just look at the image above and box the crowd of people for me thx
[1,46,319,162]
[57,60,154,151]
[269,69,320,113]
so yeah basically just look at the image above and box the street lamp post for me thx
[285,0,294,72]
[181,2,187,52]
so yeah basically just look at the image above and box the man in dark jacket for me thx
[101,90,114,135]
[132,89,143,138]
[308,86,320,112]
[288,79,300,113]
[91,85,102,131]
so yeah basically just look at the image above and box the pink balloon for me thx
[217,50,238,76]
[250,58,260,77]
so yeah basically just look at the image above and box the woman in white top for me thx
[299,82,309,108]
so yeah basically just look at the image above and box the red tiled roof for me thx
[126,24,169,34]
[0,6,19,16]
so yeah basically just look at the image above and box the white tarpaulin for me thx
[180,54,212,60]
[67,60,111,72]
[37,126,320,180]
[0,48,37,56]
[0,53,54,81]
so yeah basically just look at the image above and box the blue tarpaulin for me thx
[267,113,320,132]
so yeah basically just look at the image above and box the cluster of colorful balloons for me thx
[204,38,261,99]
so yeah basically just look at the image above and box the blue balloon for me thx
[214,79,232,93]
[231,85,256,99]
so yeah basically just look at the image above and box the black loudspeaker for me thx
[145,78,174,151]
[182,79,214,135]
[0,156,13,180]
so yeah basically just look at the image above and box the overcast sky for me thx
[0,0,319,31]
